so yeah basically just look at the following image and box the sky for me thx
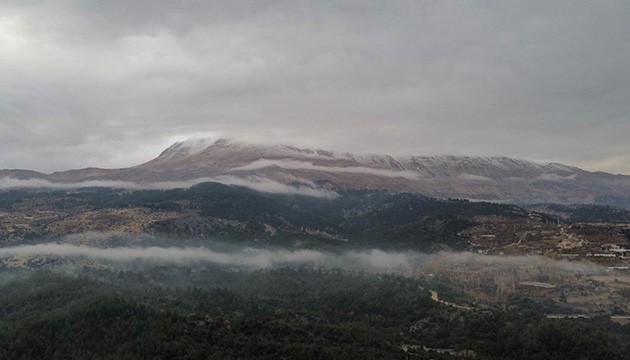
[0,1,629,174]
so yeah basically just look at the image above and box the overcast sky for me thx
[1,1,629,174]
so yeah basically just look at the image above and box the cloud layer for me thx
[1,1,629,173]
[232,159,419,179]
[0,176,338,198]
[0,243,426,272]
[0,242,604,276]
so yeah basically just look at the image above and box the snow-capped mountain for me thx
[1,138,629,207]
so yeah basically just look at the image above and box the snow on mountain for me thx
[1,137,629,207]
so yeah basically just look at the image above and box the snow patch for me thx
[230,159,419,180]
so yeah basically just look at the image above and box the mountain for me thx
[2,138,630,207]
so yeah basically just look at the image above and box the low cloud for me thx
[425,251,603,275]
[231,159,419,180]
[0,243,425,271]
[458,174,493,182]
[0,177,142,190]
[212,175,338,198]
[534,173,577,182]
[0,176,337,198]
[0,241,608,277]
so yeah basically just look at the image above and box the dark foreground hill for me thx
[0,267,628,360]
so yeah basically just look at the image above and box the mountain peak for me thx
[2,136,630,207]
[158,137,236,158]
[154,138,583,177]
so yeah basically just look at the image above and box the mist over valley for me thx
[2,0,630,358]
[0,182,628,359]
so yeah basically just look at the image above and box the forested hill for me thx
[0,182,533,251]
[0,267,628,360]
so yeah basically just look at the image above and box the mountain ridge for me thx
[1,138,629,207]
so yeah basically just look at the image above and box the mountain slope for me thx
[1,138,630,207]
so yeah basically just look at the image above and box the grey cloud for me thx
[0,241,606,276]
[232,159,419,179]
[0,176,338,198]
[457,174,493,182]
[0,243,425,271]
[0,1,629,173]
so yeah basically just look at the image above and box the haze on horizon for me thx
[1,1,629,174]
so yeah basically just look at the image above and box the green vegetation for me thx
[0,183,534,251]
[1,185,628,359]
[0,266,627,360]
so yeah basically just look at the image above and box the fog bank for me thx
[0,176,337,198]
[0,243,608,276]
[0,244,425,271]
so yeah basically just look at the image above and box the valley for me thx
[1,184,628,266]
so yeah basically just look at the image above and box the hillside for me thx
[0,184,531,251]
